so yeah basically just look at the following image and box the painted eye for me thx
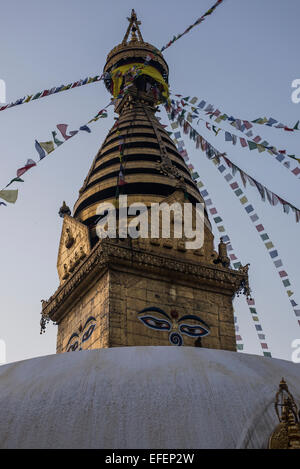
[66,332,80,352]
[179,324,209,337]
[67,341,79,352]
[82,324,96,343]
[138,315,171,331]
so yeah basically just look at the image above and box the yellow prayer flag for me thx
[240,196,248,205]
[0,189,18,204]
[256,144,266,153]
[39,141,55,154]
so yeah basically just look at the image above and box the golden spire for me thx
[269,378,300,449]
[122,9,144,44]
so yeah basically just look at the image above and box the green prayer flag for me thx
[32,92,42,100]
[248,141,257,150]
[6,177,24,187]
[52,131,63,147]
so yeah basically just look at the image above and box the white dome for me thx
[0,347,299,449]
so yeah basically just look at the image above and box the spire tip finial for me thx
[123,9,143,44]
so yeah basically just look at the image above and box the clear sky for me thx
[0,0,299,364]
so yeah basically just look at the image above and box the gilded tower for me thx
[41,11,250,353]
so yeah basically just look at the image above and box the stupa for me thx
[1,11,299,451]
[41,9,250,354]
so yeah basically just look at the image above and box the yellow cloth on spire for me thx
[110,62,169,99]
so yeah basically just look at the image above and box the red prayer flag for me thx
[255,224,264,232]
[240,138,247,148]
[57,124,78,140]
[279,270,288,278]
[17,159,36,178]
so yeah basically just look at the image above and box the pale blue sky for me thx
[0,0,299,363]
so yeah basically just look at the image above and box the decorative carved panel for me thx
[57,215,91,284]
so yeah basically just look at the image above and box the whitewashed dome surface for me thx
[0,346,299,449]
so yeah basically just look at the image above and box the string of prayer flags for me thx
[213,162,300,327]
[118,165,126,186]
[0,190,18,204]
[196,178,272,357]
[88,109,108,123]
[234,314,245,351]
[96,109,108,118]
[161,0,224,52]
[171,107,300,222]
[168,109,300,329]
[252,117,300,132]
[176,94,300,133]
[212,120,300,180]
[170,96,300,179]
[171,104,300,326]
[1,105,111,209]
[117,120,127,187]
[168,121,272,355]
[0,75,103,114]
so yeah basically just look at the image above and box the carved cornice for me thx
[42,239,250,324]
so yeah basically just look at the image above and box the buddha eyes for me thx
[138,315,171,331]
[67,341,79,352]
[82,324,96,343]
[179,324,209,337]
[66,316,97,351]
[137,307,211,346]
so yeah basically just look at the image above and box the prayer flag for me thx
[35,140,46,159]
[0,189,18,204]
[39,141,55,154]
[17,159,36,177]
[57,124,78,140]
[80,125,91,133]
[6,177,24,187]
[52,131,63,147]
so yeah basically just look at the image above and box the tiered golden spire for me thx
[269,378,300,449]
[41,11,250,356]
[73,10,205,244]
